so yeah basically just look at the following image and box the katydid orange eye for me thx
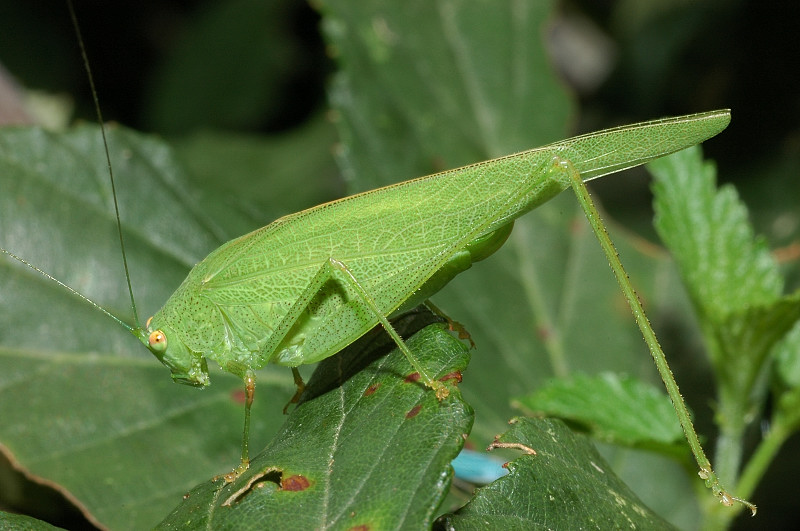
[148,330,167,352]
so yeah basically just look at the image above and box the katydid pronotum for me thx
[0,5,755,518]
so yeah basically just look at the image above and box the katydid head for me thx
[137,318,210,388]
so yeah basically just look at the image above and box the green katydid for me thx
[0,2,755,515]
[1,109,754,513]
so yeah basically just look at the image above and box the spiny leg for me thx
[554,155,756,515]
[327,259,449,399]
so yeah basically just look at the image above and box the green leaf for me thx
[157,318,472,529]
[717,292,800,386]
[170,115,343,232]
[512,372,685,456]
[651,145,782,318]
[650,146,800,397]
[436,418,675,530]
[0,511,62,531]
[0,125,327,529]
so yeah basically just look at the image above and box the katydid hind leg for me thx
[555,156,756,514]
[327,258,449,399]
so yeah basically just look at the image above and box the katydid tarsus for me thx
[0,4,756,517]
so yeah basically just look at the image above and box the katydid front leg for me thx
[225,370,256,482]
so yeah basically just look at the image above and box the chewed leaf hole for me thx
[222,467,283,506]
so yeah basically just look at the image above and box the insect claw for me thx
[223,460,250,484]
[434,384,450,401]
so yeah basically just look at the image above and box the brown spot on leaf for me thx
[222,467,283,506]
[406,405,422,419]
[348,526,370,531]
[443,318,476,348]
[404,372,421,383]
[439,371,462,383]
[363,383,381,396]
[282,474,311,491]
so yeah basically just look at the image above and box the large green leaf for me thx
[0,125,332,529]
[512,372,685,457]
[651,146,783,317]
[321,0,572,190]
[157,318,472,529]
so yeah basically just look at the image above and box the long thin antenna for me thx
[1,249,133,332]
[67,0,141,328]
